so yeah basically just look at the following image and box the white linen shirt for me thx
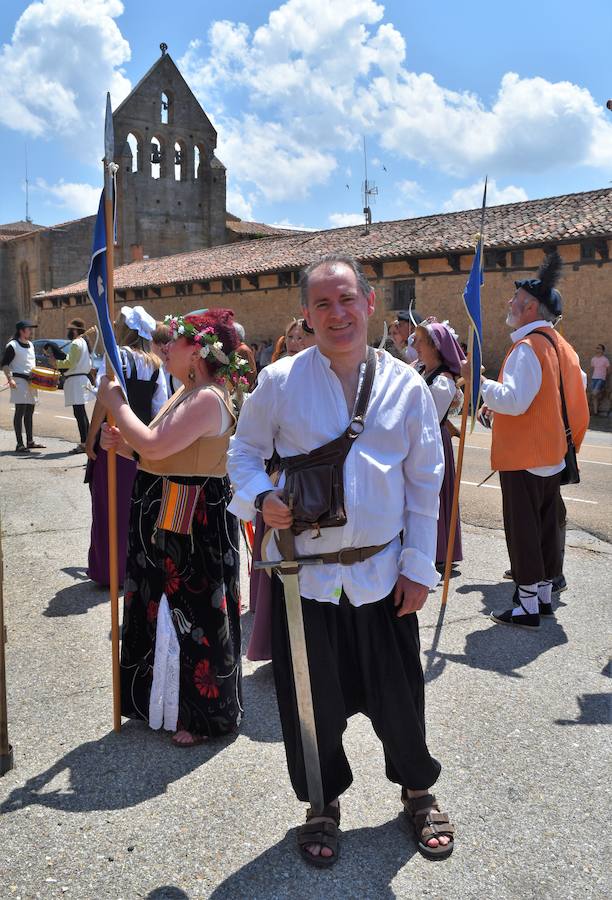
[481,320,566,477]
[227,346,444,606]
[96,352,168,417]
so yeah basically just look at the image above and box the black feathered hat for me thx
[514,250,563,317]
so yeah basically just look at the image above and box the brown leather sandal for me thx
[297,802,341,868]
[401,789,455,860]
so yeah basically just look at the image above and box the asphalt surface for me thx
[0,418,610,899]
[1,387,611,541]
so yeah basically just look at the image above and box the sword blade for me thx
[277,530,324,815]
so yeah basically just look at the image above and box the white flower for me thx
[211,347,229,365]
[199,345,210,359]
[178,324,185,335]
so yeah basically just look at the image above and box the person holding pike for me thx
[227,253,455,867]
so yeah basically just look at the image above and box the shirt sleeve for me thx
[399,378,445,589]
[429,374,457,422]
[226,367,279,521]
[151,365,169,416]
[480,343,542,415]
[55,341,81,370]
[1,345,15,368]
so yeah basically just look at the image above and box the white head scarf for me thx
[120,305,156,341]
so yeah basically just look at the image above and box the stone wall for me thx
[34,240,612,373]
[112,52,226,266]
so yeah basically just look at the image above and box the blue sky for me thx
[1,0,611,230]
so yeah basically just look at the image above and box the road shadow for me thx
[209,819,417,900]
[0,720,237,815]
[146,889,190,900]
[239,659,282,744]
[43,579,111,617]
[555,693,611,726]
[423,581,569,681]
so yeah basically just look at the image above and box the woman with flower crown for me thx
[97,309,250,745]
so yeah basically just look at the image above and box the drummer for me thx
[1,319,46,455]
[45,318,97,454]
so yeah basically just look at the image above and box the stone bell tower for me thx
[112,44,226,265]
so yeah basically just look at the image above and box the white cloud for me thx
[179,0,612,208]
[396,179,424,201]
[269,220,317,231]
[0,0,130,155]
[329,212,365,227]
[35,178,100,217]
[226,185,254,220]
[443,179,528,213]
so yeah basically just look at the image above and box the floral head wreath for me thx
[163,313,250,388]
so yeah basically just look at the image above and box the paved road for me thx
[2,388,610,541]
[0,429,609,899]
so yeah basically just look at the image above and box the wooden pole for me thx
[0,510,14,775]
[441,328,472,606]
[103,95,121,733]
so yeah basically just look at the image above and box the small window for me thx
[511,250,524,267]
[174,141,187,181]
[222,278,240,292]
[126,133,140,173]
[150,137,162,179]
[278,271,292,287]
[391,279,416,310]
[581,241,596,260]
[161,92,170,125]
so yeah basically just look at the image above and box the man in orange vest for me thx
[469,252,589,629]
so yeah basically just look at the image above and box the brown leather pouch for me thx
[280,348,376,536]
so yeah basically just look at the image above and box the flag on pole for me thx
[462,179,487,431]
[86,189,126,394]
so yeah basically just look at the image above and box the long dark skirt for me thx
[87,446,137,586]
[436,424,462,564]
[120,470,242,737]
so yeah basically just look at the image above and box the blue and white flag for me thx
[86,190,126,395]
[462,181,487,432]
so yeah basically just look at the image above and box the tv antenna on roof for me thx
[362,136,378,234]
[25,144,32,224]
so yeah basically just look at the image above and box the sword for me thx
[275,524,325,815]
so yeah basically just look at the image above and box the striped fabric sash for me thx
[155,479,202,536]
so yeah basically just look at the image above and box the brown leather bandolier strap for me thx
[299,540,391,566]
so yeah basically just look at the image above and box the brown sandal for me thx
[401,790,455,860]
[297,802,341,868]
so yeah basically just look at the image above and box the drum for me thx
[30,366,60,392]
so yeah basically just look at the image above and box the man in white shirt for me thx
[464,252,589,630]
[228,254,454,866]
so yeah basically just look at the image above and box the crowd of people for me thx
[1,249,594,868]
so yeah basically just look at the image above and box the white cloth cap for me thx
[120,305,155,340]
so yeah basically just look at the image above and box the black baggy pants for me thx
[14,403,34,445]
[270,578,441,806]
[500,469,563,585]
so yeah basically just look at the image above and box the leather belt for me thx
[299,540,391,566]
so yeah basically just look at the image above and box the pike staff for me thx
[87,94,128,731]
[441,179,487,606]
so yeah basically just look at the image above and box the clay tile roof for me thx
[226,219,309,238]
[36,187,612,300]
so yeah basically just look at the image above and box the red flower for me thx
[146,600,159,623]
[164,557,180,595]
[194,659,219,699]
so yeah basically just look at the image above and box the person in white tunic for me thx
[45,318,96,454]
[1,319,46,454]
[227,254,455,866]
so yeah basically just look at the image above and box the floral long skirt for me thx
[120,470,242,737]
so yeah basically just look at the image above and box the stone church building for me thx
[0,47,292,347]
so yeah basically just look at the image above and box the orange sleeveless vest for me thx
[491,330,589,472]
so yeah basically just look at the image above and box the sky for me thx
[1,0,611,230]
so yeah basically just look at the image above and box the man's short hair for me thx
[299,254,371,307]
[234,322,246,342]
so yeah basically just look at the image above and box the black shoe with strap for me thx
[511,585,553,617]
[297,802,341,868]
[401,789,455,860]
